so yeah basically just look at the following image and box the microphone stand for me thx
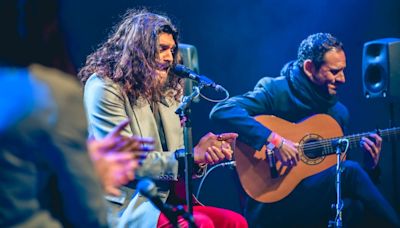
[175,205,196,228]
[175,85,202,228]
[328,140,348,228]
[164,205,179,228]
[333,144,343,228]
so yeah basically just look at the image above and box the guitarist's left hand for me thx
[360,133,382,169]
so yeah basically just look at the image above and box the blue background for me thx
[59,0,400,214]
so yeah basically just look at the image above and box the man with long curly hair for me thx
[78,9,247,228]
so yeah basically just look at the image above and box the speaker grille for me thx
[364,64,387,94]
[362,38,400,99]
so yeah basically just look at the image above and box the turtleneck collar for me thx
[287,65,338,112]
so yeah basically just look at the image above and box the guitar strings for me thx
[300,128,400,152]
[302,129,400,152]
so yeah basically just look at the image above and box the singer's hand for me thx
[194,132,238,164]
[360,133,382,169]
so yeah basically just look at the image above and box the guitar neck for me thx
[311,127,400,156]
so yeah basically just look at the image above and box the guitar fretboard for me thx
[302,127,400,156]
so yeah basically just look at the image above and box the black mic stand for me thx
[161,204,197,228]
[328,139,348,228]
[175,205,196,228]
[175,85,202,228]
[163,204,179,228]
[138,178,180,228]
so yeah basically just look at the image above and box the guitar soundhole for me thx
[299,134,325,165]
[303,139,323,159]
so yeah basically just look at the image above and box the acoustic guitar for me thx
[234,114,400,203]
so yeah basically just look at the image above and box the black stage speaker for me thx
[178,43,200,96]
[362,38,400,99]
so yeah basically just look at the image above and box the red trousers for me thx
[157,205,248,228]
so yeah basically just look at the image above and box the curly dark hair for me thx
[78,9,182,104]
[297,33,343,70]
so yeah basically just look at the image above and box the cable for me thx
[338,138,350,167]
[199,86,230,103]
[195,161,236,199]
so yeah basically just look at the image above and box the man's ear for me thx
[303,59,315,80]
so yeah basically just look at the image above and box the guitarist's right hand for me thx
[268,132,299,167]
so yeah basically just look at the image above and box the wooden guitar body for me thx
[234,114,343,203]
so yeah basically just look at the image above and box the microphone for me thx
[137,178,178,227]
[331,138,349,152]
[172,64,224,91]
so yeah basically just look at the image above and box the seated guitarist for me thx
[210,33,400,227]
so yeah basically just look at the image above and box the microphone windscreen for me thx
[137,178,157,198]
[172,64,190,77]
